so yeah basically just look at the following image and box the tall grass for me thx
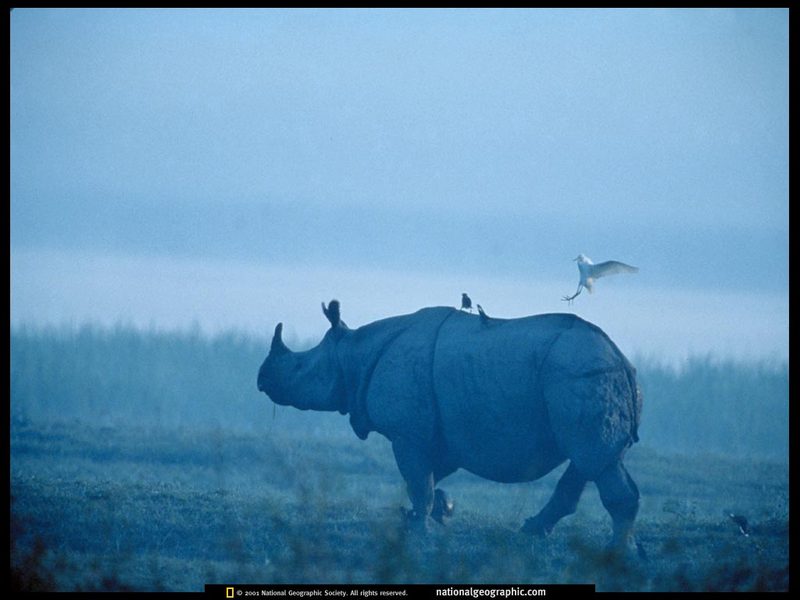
[10,323,270,431]
[634,355,788,460]
[10,323,789,460]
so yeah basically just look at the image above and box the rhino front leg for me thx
[392,438,435,531]
[521,462,587,536]
[431,465,457,524]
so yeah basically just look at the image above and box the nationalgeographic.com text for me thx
[436,588,546,598]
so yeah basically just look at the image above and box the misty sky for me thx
[10,8,789,363]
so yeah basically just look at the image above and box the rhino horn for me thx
[322,300,341,328]
[270,322,289,354]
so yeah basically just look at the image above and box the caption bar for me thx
[206,584,595,599]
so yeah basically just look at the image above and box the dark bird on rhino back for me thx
[257,301,643,550]
[476,304,489,324]
[461,293,472,312]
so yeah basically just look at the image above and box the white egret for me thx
[562,254,638,302]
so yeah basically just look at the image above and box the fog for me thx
[10,8,788,365]
[10,248,789,365]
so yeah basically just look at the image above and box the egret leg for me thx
[562,285,583,303]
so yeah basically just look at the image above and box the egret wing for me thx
[590,260,639,279]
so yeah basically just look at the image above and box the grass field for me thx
[9,325,790,591]
[11,421,789,592]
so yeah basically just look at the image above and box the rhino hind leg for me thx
[521,462,587,536]
[595,460,640,551]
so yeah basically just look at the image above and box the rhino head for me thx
[257,300,349,414]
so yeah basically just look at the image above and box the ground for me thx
[10,422,789,592]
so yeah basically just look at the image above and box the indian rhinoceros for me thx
[257,300,643,549]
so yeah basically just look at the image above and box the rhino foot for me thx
[431,489,454,525]
[400,507,433,533]
[520,516,553,537]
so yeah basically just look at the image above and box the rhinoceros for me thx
[257,300,643,548]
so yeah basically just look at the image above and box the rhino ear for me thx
[270,322,289,354]
[321,300,341,328]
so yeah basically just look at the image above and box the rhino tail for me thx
[626,363,642,445]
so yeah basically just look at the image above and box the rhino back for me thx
[432,312,577,482]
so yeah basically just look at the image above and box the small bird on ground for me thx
[461,293,473,312]
[729,513,750,536]
[562,254,639,303]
